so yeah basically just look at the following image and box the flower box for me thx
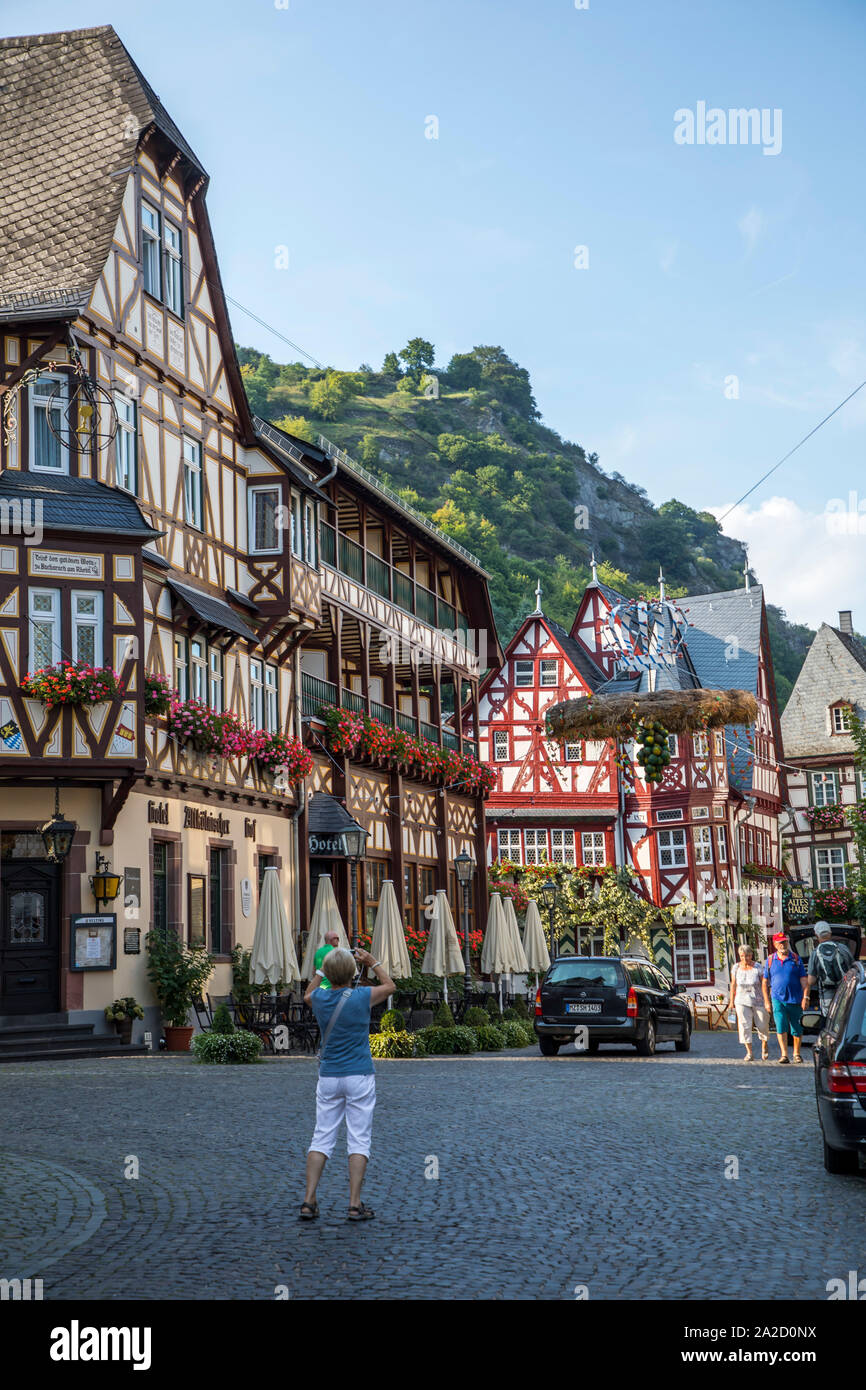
[804,804,846,832]
[322,706,495,796]
[20,662,124,709]
[144,671,172,717]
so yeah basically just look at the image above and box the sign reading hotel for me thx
[29,550,103,580]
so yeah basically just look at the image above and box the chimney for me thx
[839,610,854,635]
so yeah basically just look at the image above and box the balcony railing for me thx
[341,689,367,715]
[302,674,478,756]
[319,520,470,639]
[396,711,418,736]
[301,672,337,719]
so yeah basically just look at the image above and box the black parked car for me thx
[789,924,861,1036]
[812,961,866,1173]
[534,955,692,1056]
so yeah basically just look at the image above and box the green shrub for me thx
[418,1025,476,1055]
[500,1020,534,1048]
[485,995,501,1019]
[473,1024,505,1051]
[465,1006,489,1027]
[379,1008,405,1034]
[370,1029,415,1058]
[192,1029,262,1064]
[511,997,530,1020]
[211,1003,235,1034]
[434,1001,455,1027]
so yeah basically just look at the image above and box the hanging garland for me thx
[635,720,671,783]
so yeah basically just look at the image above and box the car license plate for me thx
[566,1002,601,1013]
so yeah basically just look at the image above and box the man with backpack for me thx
[806,921,854,1019]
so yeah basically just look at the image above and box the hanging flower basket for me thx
[20,662,124,709]
[247,729,313,783]
[804,804,846,832]
[322,706,495,796]
[144,671,172,717]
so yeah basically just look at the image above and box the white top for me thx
[731,964,762,1006]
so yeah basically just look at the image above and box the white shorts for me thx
[309,1073,377,1158]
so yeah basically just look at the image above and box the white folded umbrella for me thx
[300,874,349,979]
[250,866,300,989]
[370,879,411,983]
[481,892,511,976]
[502,894,530,974]
[522,898,551,974]
[421,889,464,999]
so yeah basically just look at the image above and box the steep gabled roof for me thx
[0,27,206,322]
[781,622,866,758]
[678,586,764,695]
[545,617,607,691]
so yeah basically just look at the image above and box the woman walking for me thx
[300,946,394,1222]
[728,943,770,1061]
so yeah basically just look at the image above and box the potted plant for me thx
[146,929,214,1050]
[104,996,145,1044]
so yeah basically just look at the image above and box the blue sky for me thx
[5,0,866,624]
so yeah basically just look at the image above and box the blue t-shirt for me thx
[763,953,807,1004]
[311,986,374,1077]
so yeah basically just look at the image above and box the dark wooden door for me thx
[0,860,60,1015]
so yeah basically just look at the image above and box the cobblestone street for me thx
[1,1031,863,1301]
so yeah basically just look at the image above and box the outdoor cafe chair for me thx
[192,998,212,1032]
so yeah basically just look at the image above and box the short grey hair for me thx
[322,947,356,987]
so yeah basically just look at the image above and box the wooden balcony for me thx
[301,672,479,757]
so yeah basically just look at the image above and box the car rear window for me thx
[546,960,623,988]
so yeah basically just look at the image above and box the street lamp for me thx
[90,852,123,912]
[455,851,475,1004]
[341,821,368,950]
[541,877,558,959]
[40,784,77,864]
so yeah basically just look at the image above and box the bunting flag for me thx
[606,597,689,672]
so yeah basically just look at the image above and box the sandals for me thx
[299,1201,319,1220]
[347,1202,375,1222]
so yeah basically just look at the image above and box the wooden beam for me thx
[100,775,136,846]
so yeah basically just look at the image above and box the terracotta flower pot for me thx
[163,1025,194,1052]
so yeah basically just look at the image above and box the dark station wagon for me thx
[534,954,692,1056]
[813,960,866,1173]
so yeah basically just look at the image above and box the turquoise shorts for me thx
[772,999,803,1037]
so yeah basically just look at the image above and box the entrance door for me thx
[0,860,60,1015]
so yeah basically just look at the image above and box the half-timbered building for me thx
[0,26,497,1048]
[478,567,786,995]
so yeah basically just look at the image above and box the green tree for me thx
[308,371,351,421]
[446,352,482,389]
[273,414,317,445]
[382,351,402,378]
[398,338,435,381]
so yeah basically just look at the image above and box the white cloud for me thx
[712,495,866,628]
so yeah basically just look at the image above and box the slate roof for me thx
[167,578,257,643]
[0,27,206,321]
[678,586,764,695]
[781,622,866,758]
[251,418,329,499]
[0,468,162,538]
[545,617,606,691]
[307,792,364,837]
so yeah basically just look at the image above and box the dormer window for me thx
[831,704,852,734]
[29,374,68,472]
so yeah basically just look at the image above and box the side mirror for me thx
[671,983,686,995]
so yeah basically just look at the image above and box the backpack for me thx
[815,941,845,988]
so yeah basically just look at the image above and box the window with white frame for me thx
[141,201,161,298]
[551,828,576,865]
[29,588,60,668]
[658,828,688,869]
[71,591,102,667]
[291,495,302,558]
[714,731,725,756]
[497,829,521,861]
[539,659,558,687]
[190,639,207,701]
[693,825,713,865]
[249,485,281,553]
[524,829,548,865]
[250,659,263,729]
[811,770,838,807]
[814,847,847,890]
[581,831,606,866]
[514,660,533,687]
[29,374,68,472]
[692,732,709,758]
[674,926,710,983]
[832,705,852,734]
[858,770,866,800]
[716,826,728,862]
[114,393,137,493]
[492,729,509,762]
[264,663,278,731]
[163,220,183,316]
[667,733,678,757]
[209,649,223,712]
[183,437,202,528]
[564,741,582,762]
[304,500,317,566]
[174,636,188,701]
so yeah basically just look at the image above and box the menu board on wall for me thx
[71,915,117,971]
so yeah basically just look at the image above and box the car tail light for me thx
[828,1062,866,1095]
[535,986,542,1018]
[626,987,638,1018]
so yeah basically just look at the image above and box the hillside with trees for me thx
[238,340,816,707]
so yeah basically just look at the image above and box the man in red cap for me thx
[762,931,809,1063]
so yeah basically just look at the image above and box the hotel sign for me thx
[309,832,348,858]
[29,550,103,580]
[184,806,230,835]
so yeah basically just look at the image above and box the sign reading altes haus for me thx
[183,807,231,835]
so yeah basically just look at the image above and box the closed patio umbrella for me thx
[523,898,551,976]
[502,894,530,975]
[300,874,349,979]
[482,892,512,1008]
[421,889,464,1001]
[370,879,411,984]
[250,866,300,990]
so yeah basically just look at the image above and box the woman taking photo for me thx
[728,943,769,1062]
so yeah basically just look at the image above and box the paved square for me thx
[1,1032,862,1300]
